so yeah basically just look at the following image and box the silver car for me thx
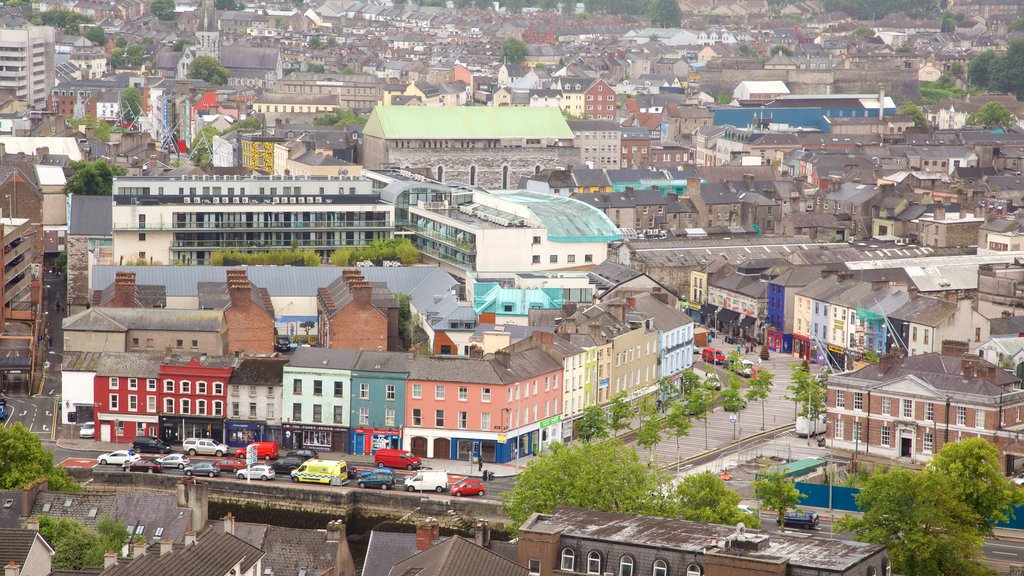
[156,454,191,469]
[236,464,275,481]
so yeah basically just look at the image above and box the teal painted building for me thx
[472,280,564,322]
[349,351,410,455]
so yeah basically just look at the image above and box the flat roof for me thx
[363,107,574,140]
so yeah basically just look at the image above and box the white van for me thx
[404,469,449,493]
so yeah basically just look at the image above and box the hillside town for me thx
[2,0,1024,574]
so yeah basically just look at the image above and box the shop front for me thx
[538,415,562,453]
[826,344,847,371]
[350,427,402,455]
[159,415,225,444]
[766,328,792,353]
[793,334,812,361]
[97,413,158,444]
[224,421,272,447]
[409,425,541,464]
[282,423,348,454]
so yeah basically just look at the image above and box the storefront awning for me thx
[717,309,740,324]
[739,316,756,329]
[701,303,718,317]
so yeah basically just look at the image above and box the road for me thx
[4,394,57,439]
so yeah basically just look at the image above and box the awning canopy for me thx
[717,309,740,324]
[701,303,718,317]
[739,316,756,329]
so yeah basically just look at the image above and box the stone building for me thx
[917,206,985,249]
[361,107,577,189]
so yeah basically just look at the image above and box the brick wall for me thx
[224,271,274,355]
[325,281,388,351]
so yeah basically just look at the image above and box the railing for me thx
[171,237,389,249]
[114,220,392,231]
[416,244,474,269]
[412,228,476,254]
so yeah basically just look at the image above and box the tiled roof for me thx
[94,353,163,378]
[32,491,191,545]
[0,529,45,566]
[63,309,225,334]
[841,352,1018,396]
[362,531,447,576]
[259,525,337,576]
[227,357,287,386]
[389,536,527,576]
[107,528,263,576]
[287,348,361,371]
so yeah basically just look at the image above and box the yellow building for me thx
[239,135,284,174]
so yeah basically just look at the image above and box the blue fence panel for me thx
[794,482,861,512]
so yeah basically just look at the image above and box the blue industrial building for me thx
[712,95,898,133]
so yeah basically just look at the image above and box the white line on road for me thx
[19,411,26,417]
[45,411,50,416]
[992,551,1019,556]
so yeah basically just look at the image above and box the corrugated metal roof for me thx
[364,106,573,139]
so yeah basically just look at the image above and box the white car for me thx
[183,438,230,457]
[737,504,756,514]
[156,454,191,469]
[98,450,140,466]
[236,464,276,481]
[1013,475,1024,486]
[79,422,95,439]
[736,360,755,377]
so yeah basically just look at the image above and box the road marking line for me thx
[993,551,1018,556]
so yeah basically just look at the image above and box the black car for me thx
[357,470,396,490]
[184,462,221,477]
[286,449,319,460]
[778,512,819,530]
[271,456,307,474]
[132,436,172,454]
[274,335,292,353]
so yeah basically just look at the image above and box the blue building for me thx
[855,288,910,356]
[472,280,565,323]
[712,94,897,133]
[349,351,409,455]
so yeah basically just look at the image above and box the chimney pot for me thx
[103,551,117,569]
[24,517,38,532]
[133,539,147,558]
[222,513,234,535]
[4,562,19,576]
[110,271,138,308]
[184,531,196,546]
[160,539,173,556]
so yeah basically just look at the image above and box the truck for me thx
[796,414,827,437]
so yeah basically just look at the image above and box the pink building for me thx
[404,336,563,464]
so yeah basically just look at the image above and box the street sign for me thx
[246,444,257,468]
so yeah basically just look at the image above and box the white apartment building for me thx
[111,174,394,265]
[0,26,55,109]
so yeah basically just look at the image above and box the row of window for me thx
[111,378,226,396]
[835,393,987,428]
[290,403,396,426]
[531,253,594,264]
[109,395,223,416]
[408,401,559,430]
[291,379,396,400]
[554,548,699,576]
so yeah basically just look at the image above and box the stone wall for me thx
[384,146,579,189]
[66,235,91,313]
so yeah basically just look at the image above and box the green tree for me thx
[84,26,105,45]
[96,516,130,559]
[770,44,793,56]
[38,517,103,569]
[968,50,999,88]
[188,55,230,85]
[1010,16,1024,32]
[115,36,128,48]
[502,440,669,528]
[39,9,93,31]
[635,402,664,462]
[715,91,732,104]
[671,471,760,528]
[223,115,262,133]
[308,36,322,49]
[64,160,128,197]
[679,370,701,396]
[171,38,193,51]
[849,26,875,37]
[215,0,240,9]
[684,378,716,450]
[838,468,988,576]
[719,376,746,440]
[575,404,609,442]
[71,116,112,142]
[606,391,631,436]
[901,103,928,127]
[940,14,958,32]
[119,87,143,128]
[967,101,1016,128]
[664,400,693,468]
[189,125,220,167]
[314,108,367,126]
[646,0,681,27]
[150,0,176,19]
[754,471,802,531]
[501,37,528,65]
[745,367,774,430]
[0,424,80,491]
[926,437,1024,535]
[786,364,826,437]
[125,44,144,67]
[300,320,315,342]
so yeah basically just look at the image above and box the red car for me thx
[450,479,486,497]
[124,459,162,473]
[213,458,246,472]
[701,348,726,365]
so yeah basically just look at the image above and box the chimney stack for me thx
[133,538,147,558]
[415,519,440,551]
[962,357,977,380]
[325,520,343,542]
[878,352,899,374]
[226,269,252,309]
[350,281,373,306]
[148,154,158,172]
[103,551,117,569]
[160,539,173,556]
[24,517,38,532]
[184,531,196,546]
[222,513,234,535]
[941,339,969,357]
[3,562,18,576]
[109,271,138,308]
[530,330,554,348]
[933,206,946,221]
[474,521,491,548]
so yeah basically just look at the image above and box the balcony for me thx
[115,219,392,232]
[416,243,475,269]
[171,235,391,250]
[412,227,476,254]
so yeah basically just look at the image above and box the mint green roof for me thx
[473,282,564,316]
[363,107,574,140]
[491,190,623,243]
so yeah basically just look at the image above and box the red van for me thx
[235,441,280,461]
[374,448,422,470]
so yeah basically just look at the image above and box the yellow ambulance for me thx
[289,459,349,486]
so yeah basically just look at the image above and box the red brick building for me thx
[91,271,167,308]
[827,352,1024,473]
[317,269,400,351]
[222,269,275,355]
[620,127,653,169]
[584,79,617,122]
[92,352,163,443]
[157,356,236,444]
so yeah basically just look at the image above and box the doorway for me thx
[432,437,451,459]
[900,436,912,458]
[410,436,428,458]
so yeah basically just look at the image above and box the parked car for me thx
[236,464,276,481]
[234,441,279,461]
[374,449,421,470]
[98,451,140,466]
[1013,474,1024,487]
[704,374,722,391]
[450,479,486,497]
[404,470,449,493]
[271,456,307,475]
[184,462,221,477]
[286,449,319,460]
[274,335,292,353]
[737,504,755,515]
[155,454,191,469]
[351,466,393,479]
[733,359,755,377]
[183,438,229,457]
[213,458,246,472]
[778,512,819,530]
[124,459,162,473]
[79,422,95,439]
[701,348,726,365]
[131,436,172,454]
[357,469,396,490]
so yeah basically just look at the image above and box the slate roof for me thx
[990,316,1024,337]
[889,296,957,327]
[587,260,642,291]
[629,293,692,331]
[94,353,163,378]
[353,351,409,374]
[32,491,191,545]
[69,195,113,236]
[0,491,26,529]
[227,357,287,386]
[91,283,167,308]
[62,351,103,372]
[63,309,225,333]
[106,528,263,576]
[841,352,1018,396]
[319,275,395,320]
[388,536,527,576]
[288,348,361,371]
[219,46,280,71]
[196,280,274,317]
[259,525,337,576]
[0,529,47,567]
[362,531,449,576]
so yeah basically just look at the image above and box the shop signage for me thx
[539,415,561,428]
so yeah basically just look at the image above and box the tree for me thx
[71,116,112,142]
[671,471,760,528]
[84,26,105,45]
[96,516,129,560]
[150,0,176,20]
[188,55,230,85]
[770,45,793,56]
[968,50,999,89]
[300,320,315,342]
[576,404,609,442]
[606,392,631,436]
[0,424,79,491]
[786,364,826,440]
[189,125,220,167]
[309,36,322,49]
[215,0,240,9]
[926,437,1024,535]
[719,376,746,440]
[38,9,93,31]
[901,103,928,127]
[502,440,669,527]
[754,471,802,531]
[115,36,128,48]
[967,101,1016,128]
[664,400,692,469]
[679,370,701,397]
[745,368,774,430]
[314,109,367,126]
[635,403,664,462]
[119,87,143,128]
[171,38,193,51]
[64,160,127,197]
[38,517,103,569]
[684,379,716,450]
[223,115,262,133]
[646,0,681,27]
[838,468,988,576]
[501,37,528,65]
[940,14,958,33]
